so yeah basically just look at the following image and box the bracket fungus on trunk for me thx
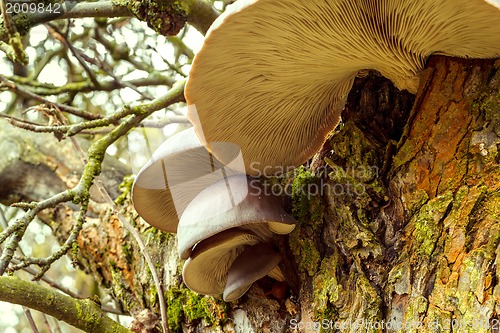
[178,175,295,300]
[185,0,500,176]
[133,132,296,301]
[177,174,296,260]
[132,127,242,233]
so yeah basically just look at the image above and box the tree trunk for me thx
[280,56,500,333]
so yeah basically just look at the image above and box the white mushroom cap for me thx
[177,174,296,259]
[185,0,500,176]
[223,242,281,302]
[132,127,243,233]
[182,228,261,295]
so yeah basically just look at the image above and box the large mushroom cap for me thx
[177,174,296,259]
[185,0,500,176]
[132,127,243,233]
[223,242,281,302]
[182,228,261,295]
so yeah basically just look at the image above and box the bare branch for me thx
[1,2,131,42]
[0,75,102,120]
[0,0,219,42]
[1,112,190,136]
[184,0,220,35]
[22,306,41,333]
[7,74,175,96]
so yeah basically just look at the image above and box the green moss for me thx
[328,123,381,177]
[121,243,133,263]
[289,230,321,276]
[412,192,453,257]
[291,166,323,227]
[6,32,28,65]
[141,225,174,245]
[71,241,79,262]
[167,292,184,331]
[75,299,102,330]
[149,284,158,308]
[105,255,136,312]
[474,90,500,121]
[165,287,229,332]
[125,0,188,36]
[312,255,341,320]
[404,295,429,328]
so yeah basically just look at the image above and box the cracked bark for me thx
[282,56,500,333]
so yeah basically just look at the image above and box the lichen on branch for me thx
[0,0,218,43]
[0,276,132,333]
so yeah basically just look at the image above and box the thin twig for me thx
[8,205,86,278]
[46,23,101,89]
[0,75,101,120]
[1,112,190,136]
[7,74,174,96]
[42,316,55,333]
[80,45,154,100]
[96,181,169,333]
[23,306,41,333]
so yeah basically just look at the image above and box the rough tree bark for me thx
[1,56,499,332]
[282,56,500,333]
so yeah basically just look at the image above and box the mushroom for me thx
[223,242,282,302]
[182,228,262,296]
[132,127,243,233]
[177,174,296,260]
[185,0,500,176]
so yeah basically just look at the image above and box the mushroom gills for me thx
[223,242,282,302]
[185,0,500,176]
[182,229,262,295]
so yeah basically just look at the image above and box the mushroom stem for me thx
[223,242,282,302]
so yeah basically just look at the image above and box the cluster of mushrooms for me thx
[133,0,500,301]
[132,127,296,301]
